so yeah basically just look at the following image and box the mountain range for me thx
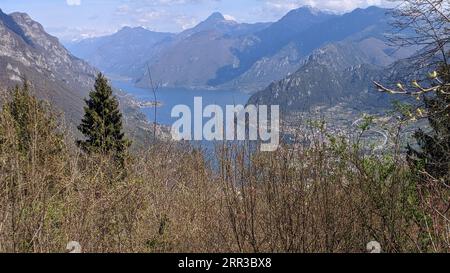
[0,9,96,122]
[248,35,417,113]
[66,27,175,80]
[1,5,420,132]
[68,6,416,98]
[0,8,154,141]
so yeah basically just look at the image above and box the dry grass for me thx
[0,89,448,253]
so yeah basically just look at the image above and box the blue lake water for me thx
[112,80,251,126]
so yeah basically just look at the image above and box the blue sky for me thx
[1,0,390,41]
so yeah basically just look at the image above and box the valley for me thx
[0,5,425,152]
[0,1,448,254]
[112,80,250,126]
[66,6,417,121]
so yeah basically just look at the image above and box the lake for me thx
[112,80,251,126]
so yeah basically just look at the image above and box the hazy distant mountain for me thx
[209,6,336,88]
[66,6,416,97]
[135,8,335,89]
[217,6,400,92]
[0,9,152,139]
[136,12,270,88]
[137,6,410,93]
[131,7,333,90]
[66,26,175,79]
[248,38,416,112]
[67,12,269,87]
[176,12,270,40]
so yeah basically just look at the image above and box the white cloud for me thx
[108,0,392,33]
[113,1,204,32]
[262,0,391,14]
[223,14,237,21]
[47,26,114,42]
[249,0,393,22]
[66,0,81,6]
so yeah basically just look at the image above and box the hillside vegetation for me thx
[0,82,448,253]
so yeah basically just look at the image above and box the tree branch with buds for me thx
[374,71,450,97]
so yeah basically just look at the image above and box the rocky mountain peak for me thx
[10,12,33,22]
[200,11,239,27]
[293,5,323,15]
[9,12,46,35]
[351,5,387,17]
[277,5,333,26]
[178,11,239,39]
[0,8,99,123]
[7,11,61,51]
[206,12,226,22]
[0,9,154,141]
[118,26,146,33]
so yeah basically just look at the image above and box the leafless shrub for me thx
[0,86,448,253]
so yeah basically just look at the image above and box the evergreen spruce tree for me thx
[407,64,450,181]
[77,73,130,162]
[1,80,64,161]
[8,81,33,154]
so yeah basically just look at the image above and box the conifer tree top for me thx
[77,73,130,160]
